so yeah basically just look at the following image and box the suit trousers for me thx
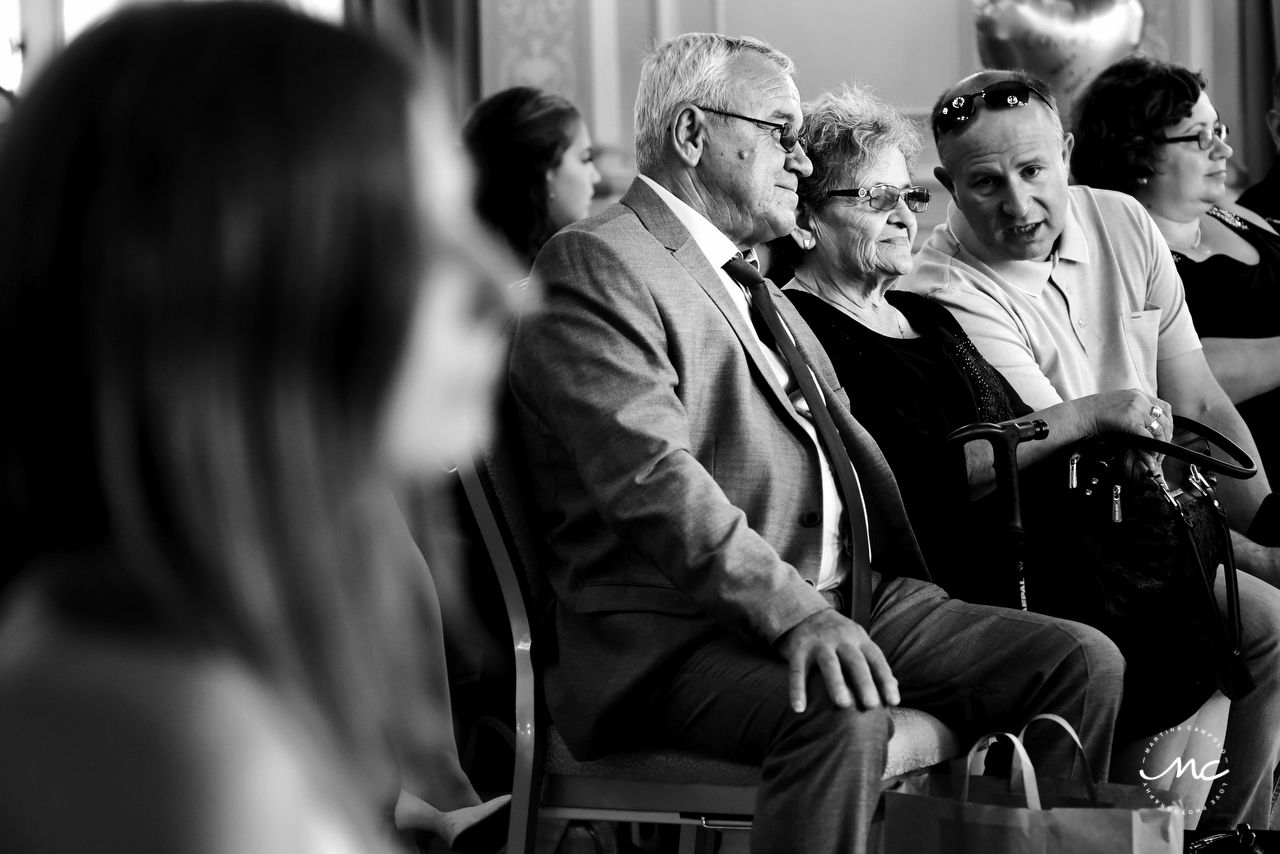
[642,577,1124,854]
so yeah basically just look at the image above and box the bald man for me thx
[901,68,1280,832]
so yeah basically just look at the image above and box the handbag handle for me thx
[1017,714,1098,802]
[961,731,1042,810]
[1088,415,1256,480]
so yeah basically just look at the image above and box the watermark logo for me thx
[1139,725,1229,816]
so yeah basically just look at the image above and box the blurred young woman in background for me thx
[0,3,518,851]
[463,86,602,270]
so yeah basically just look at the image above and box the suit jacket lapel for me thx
[620,178,797,416]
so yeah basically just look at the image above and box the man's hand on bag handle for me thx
[776,608,899,713]
[1078,389,1173,478]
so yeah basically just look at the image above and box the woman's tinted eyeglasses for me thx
[695,106,805,153]
[827,184,931,213]
[1156,122,1229,151]
[932,80,1052,135]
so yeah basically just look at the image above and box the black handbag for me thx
[1018,416,1257,701]
[950,416,1258,703]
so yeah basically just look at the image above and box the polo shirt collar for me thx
[639,174,743,268]
[946,194,1090,296]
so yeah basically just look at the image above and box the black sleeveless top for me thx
[1172,207,1280,479]
[785,287,1032,596]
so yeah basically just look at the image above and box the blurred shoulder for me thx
[0,603,371,854]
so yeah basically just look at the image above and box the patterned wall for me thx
[481,0,583,104]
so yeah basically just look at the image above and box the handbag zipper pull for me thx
[1068,453,1080,488]
[1111,484,1122,522]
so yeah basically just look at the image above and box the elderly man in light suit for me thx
[509,34,1124,853]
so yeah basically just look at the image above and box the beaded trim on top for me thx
[1207,206,1246,231]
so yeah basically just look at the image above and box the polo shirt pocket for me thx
[1121,307,1162,394]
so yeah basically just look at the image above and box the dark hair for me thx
[0,0,437,803]
[1072,56,1206,193]
[463,86,580,268]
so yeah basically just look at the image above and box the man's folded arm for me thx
[512,231,829,643]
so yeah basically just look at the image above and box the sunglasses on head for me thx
[932,80,1052,136]
[1156,121,1229,150]
[695,105,806,153]
[826,184,931,213]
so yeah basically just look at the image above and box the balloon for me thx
[975,0,1145,127]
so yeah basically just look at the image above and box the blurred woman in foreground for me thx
[0,4,517,851]
[463,86,602,271]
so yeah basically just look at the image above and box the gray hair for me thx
[634,33,794,174]
[797,82,923,213]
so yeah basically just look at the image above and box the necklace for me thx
[794,274,907,338]
[1166,220,1203,253]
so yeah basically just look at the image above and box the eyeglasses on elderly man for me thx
[695,105,806,153]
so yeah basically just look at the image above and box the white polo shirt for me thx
[639,174,852,591]
[900,185,1202,409]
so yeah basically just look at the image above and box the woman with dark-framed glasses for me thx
[772,82,1181,612]
[1074,55,1280,482]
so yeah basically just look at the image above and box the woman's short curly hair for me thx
[764,83,921,282]
[797,82,923,215]
[1072,55,1206,194]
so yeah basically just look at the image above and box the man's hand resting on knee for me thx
[775,609,899,713]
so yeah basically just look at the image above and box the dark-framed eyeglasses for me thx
[694,105,806,153]
[1156,121,1229,150]
[826,184,931,213]
[932,80,1053,136]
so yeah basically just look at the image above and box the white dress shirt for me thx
[638,175,852,591]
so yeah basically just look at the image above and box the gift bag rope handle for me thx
[961,731,1043,810]
[1089,415,1256,480]
[1017,713,1099,802]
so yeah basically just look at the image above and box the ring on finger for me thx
[1148,418,1161,435]
[1150,405,1164,420]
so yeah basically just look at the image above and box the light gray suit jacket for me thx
[509,178,929,757]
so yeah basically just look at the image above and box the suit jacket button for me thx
[800,510,821,527]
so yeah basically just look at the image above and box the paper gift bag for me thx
[882,715,1182,854]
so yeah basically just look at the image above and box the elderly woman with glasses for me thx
[1074,56,1280,483]
[777,83,1176,605]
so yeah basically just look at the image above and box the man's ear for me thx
[670,104,707,168]
[1267,108,1280,152]
[934,165,957,199]
[1062,131,1075,165]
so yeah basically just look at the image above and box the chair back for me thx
[456,388,549,854]
[472,391,547,612]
